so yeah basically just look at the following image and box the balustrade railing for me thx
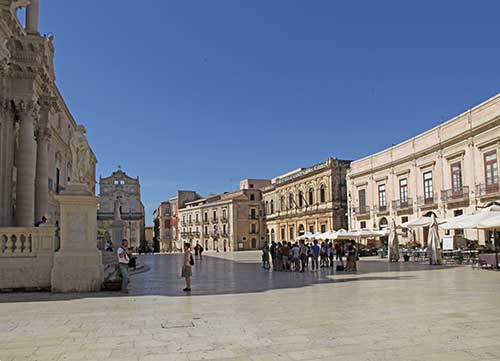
[0,227,56,256]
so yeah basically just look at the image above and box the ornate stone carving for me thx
[69,125,92,183]
[0,36,11,74]
[34,125,51,142]
[14,98,39,121]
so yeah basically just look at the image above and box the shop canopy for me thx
[402,216,447,229]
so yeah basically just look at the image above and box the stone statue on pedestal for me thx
[69,125,91,184]
[113,197,122,221]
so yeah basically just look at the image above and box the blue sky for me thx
[40,1,500,224]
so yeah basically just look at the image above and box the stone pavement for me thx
[1,252,500,361]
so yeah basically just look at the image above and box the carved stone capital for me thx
[35,126,51,142]
[13,98,40,122]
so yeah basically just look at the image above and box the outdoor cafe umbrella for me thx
[402,216,446,229]
[333,229,361,240]
[427,213,443,265]
[318,231,336,240]
[296,232,313,241]
[388,219,400,262]
[440,205,500,230]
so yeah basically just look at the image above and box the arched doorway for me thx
[379,217,389,247]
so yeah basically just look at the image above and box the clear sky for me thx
[40,1,500,224]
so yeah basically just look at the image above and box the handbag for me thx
[190,254,195,266]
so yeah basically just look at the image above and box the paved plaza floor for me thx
[1,252,500,361]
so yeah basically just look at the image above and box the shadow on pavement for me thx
[0,253,453,303]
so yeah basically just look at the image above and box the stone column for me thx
[34,124,51,224]
[26,0,39,34]
[15,100,38,227]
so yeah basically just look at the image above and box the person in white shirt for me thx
[117,239,130,292]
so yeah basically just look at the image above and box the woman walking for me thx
[182,242,193,292]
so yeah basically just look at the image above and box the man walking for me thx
[311,240,320,271]
[117,239,131,293]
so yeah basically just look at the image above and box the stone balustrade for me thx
[0,226,56,290]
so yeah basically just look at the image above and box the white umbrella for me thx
[311,232,323,240]
[427,213,443,265]
[440,205,500,230]
[318,231,336,240]
[402,216,447,229]
[388,219,400,262]
[333,229,361,240]
[296,232,313,241]
[359,228,390,238]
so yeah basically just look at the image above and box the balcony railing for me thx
[418,194,438,207]
[476,182,500,197]
[249,214,258,220]
[375,205,388,213]
[441,186,469,202]
[392,198,413,211]
[353,206,370,216]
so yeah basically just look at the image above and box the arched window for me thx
[308,188,314,205]
[270,200,274,214]
[320,184,326,203]
[289,192,294,209]
[298,191,304,208]
[265,201,269,214]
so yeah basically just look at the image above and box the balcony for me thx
[441,186,469,205]
[476,182,500,199]
[353,206,370,218]
[392,198,413,213]
[374,205,389,215]
[418,194,438,209]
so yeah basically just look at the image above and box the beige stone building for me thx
[0,0,96,228]
[262,158,351,243]
[178,180,270,251]
[347,93,500,247]
[153,191,200,252]
[97,169,145,249]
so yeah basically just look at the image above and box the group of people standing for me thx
[262,239,359,272]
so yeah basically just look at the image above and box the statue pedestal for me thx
[51,188,103,292]
[110,220,125,250]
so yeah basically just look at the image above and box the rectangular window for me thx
[281,228,285,241]
[451,162,463,193]
[251,224,256,233]
[309,225,314,233]
[289,226,294,241]
[250,208,256,219]
[280,196,285,212]
[360,221,366,229]
[358,189,366,212]
[423,171,433,202]
[320,224,326,233]
[484,151,499,192]
[399,178,408,204]
[223,224,227,234]
[378,184,386,208]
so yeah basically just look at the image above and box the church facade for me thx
[97,169,145,249]
[0,0,97,228]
